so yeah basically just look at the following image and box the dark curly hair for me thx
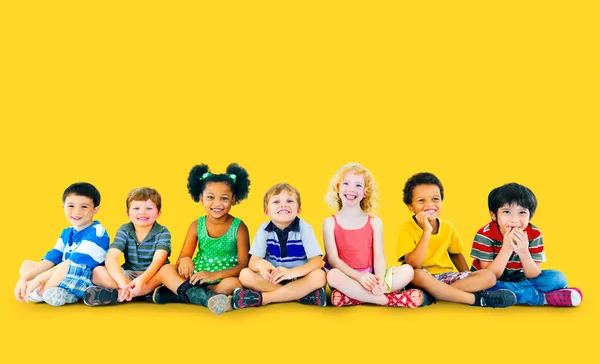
[402,172,444,205]
[187,163,250,205]
[488,182,537,216]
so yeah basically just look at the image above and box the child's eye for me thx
[133,207,139,210]
[221,197,229,201]
[502,211,510,214]
[287,199,294,203]
[433,197,440,201]
[272,200,280,204]
[342,182,349,186]
[206,196,214,200]
[519,211,528,215]
[81,206,88,209]
[356,184,362,188]
[417,199,424,203]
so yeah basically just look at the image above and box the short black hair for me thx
[488,183,537,216]
[62,182,101,207]
[402,172,444,205]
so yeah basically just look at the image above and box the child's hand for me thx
[14,277,28,302]
[415,212,433,233]
[511,228,530,256]
[118,288,133,302]
[356,272,377,291]
[270,267,296,283]
[258,264,275,281]
[370,277,386,296]
[190,271,220,285]
[125,277,146,298]
[502,227,515,249]
[177,257,195,279]
[23,279,41,303]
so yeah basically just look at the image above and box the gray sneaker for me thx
[43,287,79,306]
[83,286,118,306]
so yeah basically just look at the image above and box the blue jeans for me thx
[487,270,567,306]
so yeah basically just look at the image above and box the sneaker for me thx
[152,285,184,304]
[545,287,583,307]
[83,286,118,306]
[27,287,44,303]
[298,287,326,306]
[473,289,517,308]
[207,294,232,315]
[232,288,262,309]
[43,287,79,306]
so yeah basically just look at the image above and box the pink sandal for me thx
[331,289,363,307]
[384,289,422,308]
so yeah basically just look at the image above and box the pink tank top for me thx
[324,215,374,272]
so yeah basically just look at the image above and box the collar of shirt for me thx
[122,221,163,241]
[264,217,300,258]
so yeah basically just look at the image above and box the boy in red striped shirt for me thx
[470,183,582,306]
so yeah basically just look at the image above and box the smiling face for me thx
[491,203,531,236]
[63,194,99,231]
[338,172,365,208]
[127,199,161,229]
[200,182,235,219]
[407,184,442,220]
[265,190,300,230]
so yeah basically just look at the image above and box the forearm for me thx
[248,256,267,272]
[485,247,513,278]
[32,264,60,284]
[404,232,431,268]
[327,256,361,281]
[372,256,386,279]
[106,257,128,286]
[290,257,323,278]
[137,259,166,283]
[450,253,469,272]
[519,253,541,278]
[21,260,56,281]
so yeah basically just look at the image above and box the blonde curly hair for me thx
[325,162,378,215]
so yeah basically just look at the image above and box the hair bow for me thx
[228,174,237,184]
[199,172,211,181]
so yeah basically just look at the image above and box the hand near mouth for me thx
[415,211,433,233]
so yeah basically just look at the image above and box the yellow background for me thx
[1,1,597,363]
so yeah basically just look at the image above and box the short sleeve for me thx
[155,227,172,255]
[397,227,417,262]
[249,225,268,258]
[447,224,465,254]
[109,225,128,252]
[300,221,323,258]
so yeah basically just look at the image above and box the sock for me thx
[28,287,44,302]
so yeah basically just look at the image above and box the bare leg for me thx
[390,265,415,291]
[327,268,388,305]
[155,264,186,293]
[412,269,475,304]
[450,269,496,292]
[39,261,71,294]
[208,277,242,295]
[91,266,119,288]
[263,270,326,305]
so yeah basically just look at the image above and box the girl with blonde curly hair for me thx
[323,163,424,307]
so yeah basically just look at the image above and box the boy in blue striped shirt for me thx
[83,187,172,306]
[233,183,327,309]
[14,182,110,306]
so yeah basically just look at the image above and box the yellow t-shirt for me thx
[396,217,464,274]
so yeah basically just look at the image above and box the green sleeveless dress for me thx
[192,216,241,284]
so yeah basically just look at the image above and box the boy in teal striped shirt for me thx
[83,187,172,306]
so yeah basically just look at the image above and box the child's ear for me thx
[157,210,162,218]
[489,211,496,221]
[232,196,237,205]
[529,212,534,220]
[93,206,100,214]
[407,204,415,213]
[264,209,269,215]
[297,207,301,215]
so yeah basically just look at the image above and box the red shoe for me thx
[545,287,582,307]
[384,289,422,308]
[330,289,363,307]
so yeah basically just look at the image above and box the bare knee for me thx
[156,263,177,279]
[326,268,344,288]
[478,269,497,286]
[395,265,414,281]
[91,266,108,285]
[305,269,327,288]
[214,277,242,294]
[238,268,256,286]
[19,260,37,276]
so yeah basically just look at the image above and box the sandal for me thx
[384,289,422,308]
[331,289,363,307]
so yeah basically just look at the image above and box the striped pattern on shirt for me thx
[110,222,171,271]
[43,221,110,269]
[470,221,545,279]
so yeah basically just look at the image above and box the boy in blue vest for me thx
[14,182,110,306]
[233,183,327,309]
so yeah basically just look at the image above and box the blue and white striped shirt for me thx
[43,221,110,269]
